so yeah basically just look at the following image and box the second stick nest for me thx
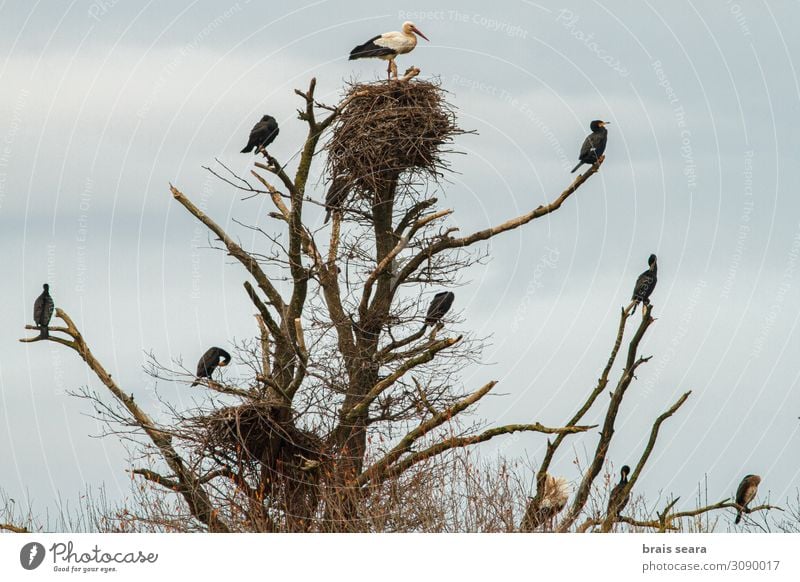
[325,79,464,197]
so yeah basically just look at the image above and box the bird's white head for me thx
[402,21,429,41]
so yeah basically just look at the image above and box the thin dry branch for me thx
[556,303,654,532]
[601,391,691,532]
[0,523,29,533]
[528,306,631,520]
[21,309,229,532]
[392,156,605,296]
[171,184,286,316]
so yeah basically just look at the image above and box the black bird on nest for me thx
[191,347,232,387]
[241,115,279,154]
[422,291,454,331]
[33,283,55,339]
[630,254,658,314]
[571,120,609,173]
[734,474,761,524]
[607,465,631,519]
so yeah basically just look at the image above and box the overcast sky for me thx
[2,0,799,529]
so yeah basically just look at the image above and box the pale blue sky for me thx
[1,0,799,529]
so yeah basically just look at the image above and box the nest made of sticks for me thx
[325,79,465,197]
[190,401,324,471]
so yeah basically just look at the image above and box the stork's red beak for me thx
[412,26,429,41]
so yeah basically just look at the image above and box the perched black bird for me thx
[33,283,55,339]
[423,291,455,330]
[571,120,609,173]
[607,465,631,518]
[324,174,351,224]
[191,347,232,387]
[734,474,761,524]
[631,254,658,313]
[241,115,279,154]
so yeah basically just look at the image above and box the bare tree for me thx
[19,75,778,533]
[20,75,599,532]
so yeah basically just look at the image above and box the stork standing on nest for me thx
[349,21,429,80]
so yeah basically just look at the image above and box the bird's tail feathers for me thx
[38,327,49,339]
[190,380,199,387]
[324,210,332,224]
[570,161,582,173]
[241,145,253,153]
[734,509,743,525]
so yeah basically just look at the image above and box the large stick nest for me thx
[325,79,465,197]
[189,401,324,471]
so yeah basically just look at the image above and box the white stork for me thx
[349,21,429,79]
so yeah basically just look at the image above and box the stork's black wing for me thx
[349,35,396,60]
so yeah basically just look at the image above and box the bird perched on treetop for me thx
[241,115,279,155]
[33,283,55,339]
[423,291,454,331]
[607,465,631,519]
[630,254,658,314]
[734,474,761,525]
[191,347,232,387]
[350,21,429,80]
[571,120,609,173]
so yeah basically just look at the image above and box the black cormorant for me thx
[241,115,279,154]
[33,283,55,339]
[423,291,455,330]
[734,474,761,524]
[607,465,631,518]
[630,254,658,313]
[191,347,232,386]
[571,120,609,173]
[324,175,350,224]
